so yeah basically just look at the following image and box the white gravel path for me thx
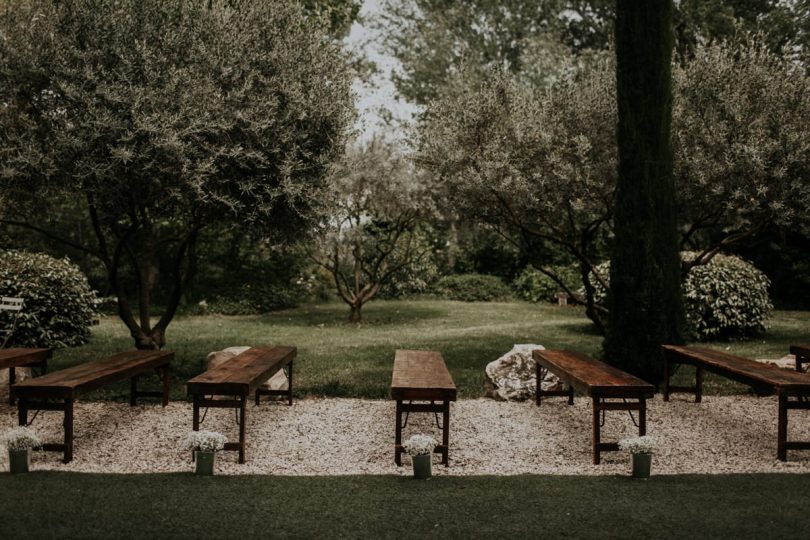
[1,395,809,475]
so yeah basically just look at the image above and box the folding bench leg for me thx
[287,360,294,406]
[8,367,15,406]
[442,400,450,466]
[17,397,28,426]
[238,396,247,464]
[639,398,647,436]
[592,397,601,465]
[395,400,403,466]
[695,366,703,403]
[64,398,74,463]
[778,395,787,461]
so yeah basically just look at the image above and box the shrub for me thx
[0,250,97,348]
[434,273,511,302]
[582,253,772,340]
[512,264,580,303]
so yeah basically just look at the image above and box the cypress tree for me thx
[603,0,685,383]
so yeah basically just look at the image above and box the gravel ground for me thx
[1,395,809,476]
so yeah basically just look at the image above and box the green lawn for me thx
[1,472,808,539]
[51,300,809,400]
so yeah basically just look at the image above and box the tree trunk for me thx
[348,303,362,323]
[603,0,685,384]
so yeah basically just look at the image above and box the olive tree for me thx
[0,0,354,349]
[313,139,433,323]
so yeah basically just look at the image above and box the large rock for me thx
[207,346,288,391]
[0,366,32,385]
[756,355,797,371]
[484,344,561,401]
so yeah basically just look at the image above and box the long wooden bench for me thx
[663,345,810,461]
[0,348,51,405]
[790,344,810,372]
[12,350,173,463]
[186,346,296,464]
[390,349,457,466]
[533,349,655,464]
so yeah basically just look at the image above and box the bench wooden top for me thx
[0,348,52,369]
[187,346,296,397]
[790,344,810,358]
[391,349,457,401]
[664,345,810,395]
[12,350,173,399]
[533,349,655,398]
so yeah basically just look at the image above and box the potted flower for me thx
[184,430,227,476]
[403,434,436,479]
[618,435,658,479]
[3,427,40,474]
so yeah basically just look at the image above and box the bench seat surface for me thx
[12,350,173,398]
[391,349,457,401]
[187,346,296,396]
[534,349,654,398]
[664,345,810,393]
[0,348,51,369]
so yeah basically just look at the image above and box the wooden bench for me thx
[663,345,810,461]
[12,350,173,463]
[533,349,655,464]
[790,344,810,372]
[186,346,296,464]
[0,348,51,405]
[390,349,457,466]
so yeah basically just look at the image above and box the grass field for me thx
[51,300,810,400]
[1,472,809,539]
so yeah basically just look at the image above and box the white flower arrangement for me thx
[403,434,436,457]
[618,435,658,455]
[184,430,226,453]
[2,427,41,451]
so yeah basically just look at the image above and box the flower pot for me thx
[412,453,432,479]
[9,448,30,474]
[632,452,652,479]
[194,450,216,476]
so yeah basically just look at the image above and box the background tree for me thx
[0,0,354,349]
[603,0,685,383]
[313,139,433,323]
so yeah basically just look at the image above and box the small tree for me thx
[0,0,354,348]
[313,140,433,323]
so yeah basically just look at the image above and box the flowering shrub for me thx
[0,250,97,348]
[2,427,41,451]
[582,252,772,340]
[403,434,436,456]
[184,431,227,453]
[618,435,658,455]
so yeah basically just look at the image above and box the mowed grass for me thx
[50,300,810,400]
[1,472,809,539]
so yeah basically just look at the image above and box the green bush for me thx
[0,250,97,348]
[435,273,511,302]
[583,253,772,340]
[513,264,580,303]
[194,284,300,316]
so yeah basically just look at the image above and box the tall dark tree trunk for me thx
[603,0,685,384]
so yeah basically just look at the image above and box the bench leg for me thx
[442,400,450,466]
[536,363,542,406]
[287,360,294,406]
[639,398,647,436]
[695,366,703,403]
[8,367,15,406]
[778,395,787,461]
[238,396,247,464]
[568,385,574,405]
[592,397,601,465]
[395,400,403,466]
[161,366,170,407]
[663,356,671,402]
[17,397,28,426]
[64,398,74,463]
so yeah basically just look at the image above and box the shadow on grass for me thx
[252,302,447,328]
[1,472,808,539]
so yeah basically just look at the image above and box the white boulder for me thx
[207,346,288,391]
[484,344,562,401]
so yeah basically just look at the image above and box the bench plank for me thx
[391,349,457,401]
[533,349,654,398]
[13,350,174,399]
[187,346,296,396]
[663,345,810,395]
[0,348,52,369]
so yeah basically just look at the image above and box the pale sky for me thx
[345,0,419,142]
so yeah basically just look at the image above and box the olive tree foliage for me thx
[416,62,617,332]
[0,0,355,349]
[417,40,810,332]
[312,139,434,323]
[674,42,810,271]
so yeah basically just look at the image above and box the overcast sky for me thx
[345,0,418,142]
